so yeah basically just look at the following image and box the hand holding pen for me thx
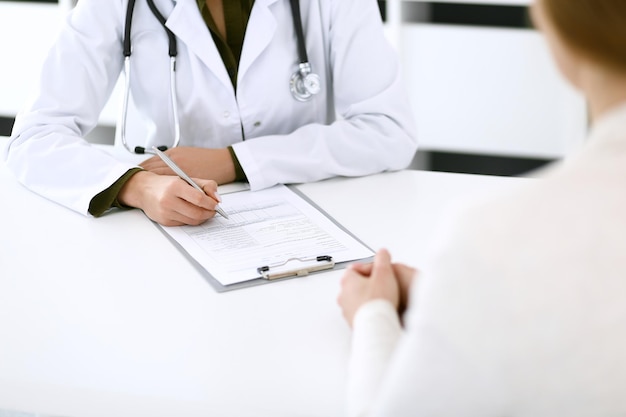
[151,147,229,219]
[117,149,229,227]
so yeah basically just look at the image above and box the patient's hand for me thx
[343,256,417,320]
[337,249,401,327]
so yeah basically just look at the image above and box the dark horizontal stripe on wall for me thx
[378,1,531,29]
[429,152,552,177]
[0,116,15,137]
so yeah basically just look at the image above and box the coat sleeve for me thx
[2,0,138,216]
[232,0,418,191]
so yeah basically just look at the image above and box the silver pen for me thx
[151,147,230,219]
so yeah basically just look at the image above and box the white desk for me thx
[0,137,526,417]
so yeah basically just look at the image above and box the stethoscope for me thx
[120,0,320,154]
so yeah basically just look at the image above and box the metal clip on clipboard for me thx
[257,256,335,280]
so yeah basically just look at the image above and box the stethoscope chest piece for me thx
[290,62,321,102]
[288,0,321,102]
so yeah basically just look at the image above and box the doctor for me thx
[3,0,417,226]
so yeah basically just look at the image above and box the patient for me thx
[337,0,626,415]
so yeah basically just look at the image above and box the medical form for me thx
[157,184,374,290]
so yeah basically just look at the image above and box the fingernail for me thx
[215,191,222,203]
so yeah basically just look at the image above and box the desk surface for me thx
[0,137,526,417]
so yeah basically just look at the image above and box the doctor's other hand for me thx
[140,147,237,185]
[117,171,221,226]
[338,249,401,328]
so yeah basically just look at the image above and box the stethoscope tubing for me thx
[121,0,181,154]
[120,0,319,154]
[289,0,308,65]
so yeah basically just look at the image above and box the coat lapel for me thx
[238,0,280,85]
[165,0,233,92]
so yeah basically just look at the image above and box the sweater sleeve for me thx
[88,167,143,217]
[346,299,402,417]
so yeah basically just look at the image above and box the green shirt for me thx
[197,0,255,89]
[89,0,253,217]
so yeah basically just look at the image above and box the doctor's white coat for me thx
[3,0,417,215]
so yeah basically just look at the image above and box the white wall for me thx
[403,24,586,159]
[0,1,120,131]
[0,2,63,118]
[387,0,587,159]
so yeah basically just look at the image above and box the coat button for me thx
[223,111,230,118]
[253,121,261,127]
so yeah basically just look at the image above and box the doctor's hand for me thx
[338,249,401,328]
[117,171,221,226]
[140,147,237,185]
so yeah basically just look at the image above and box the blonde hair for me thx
[541,0,626,71]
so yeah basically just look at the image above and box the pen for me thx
[151,147,230,219]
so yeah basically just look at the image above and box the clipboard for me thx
[257,255,335,280]
[154,185,374,293]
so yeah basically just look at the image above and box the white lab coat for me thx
[3,0,417,215]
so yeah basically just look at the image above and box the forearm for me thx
[117,170,153,209]
[347,299,403,417]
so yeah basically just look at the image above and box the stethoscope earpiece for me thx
[133,145,168,154]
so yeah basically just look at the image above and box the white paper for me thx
[159,185,374,286]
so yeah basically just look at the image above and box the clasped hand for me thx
[338,249,417,327]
